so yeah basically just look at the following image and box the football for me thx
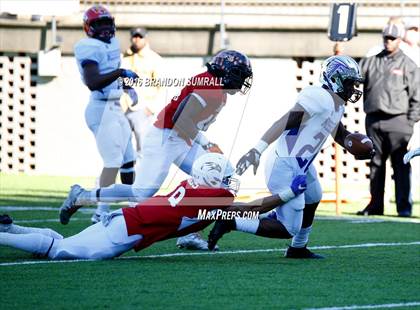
[344,133,374,156]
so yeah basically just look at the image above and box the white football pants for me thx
[265,149,322,236]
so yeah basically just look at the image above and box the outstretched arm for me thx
[207,175,307,249]
[236,103,309,175]
[82,62,138,91]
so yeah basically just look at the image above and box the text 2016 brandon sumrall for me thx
[119,76,224,88]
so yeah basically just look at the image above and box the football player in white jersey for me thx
[208,56,374,258]
[74,5,139,223]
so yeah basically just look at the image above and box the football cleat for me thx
[176,233,218,251]
[207,220,235,251]
[59,185,84,225]
[90,212,106,224]
[284,245,325,259]
[0,214,13,232]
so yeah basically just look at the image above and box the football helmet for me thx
[320,55,364,103]
[83,5,115,43]
[191,153,240,194]
[207,50,253,95]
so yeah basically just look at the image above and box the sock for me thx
[0,232,54,256]
[96,202,110,215]
[291,226,312,248]
[94,184,139,203]
[7,224,63,239]
[234,218,259,234]
[74,189,95,205]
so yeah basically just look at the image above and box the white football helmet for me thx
[320,55,364,103]
[191,153,240,194]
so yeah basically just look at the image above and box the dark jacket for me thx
[359,49,419,126]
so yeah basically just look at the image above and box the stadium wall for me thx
[1,55,419,203]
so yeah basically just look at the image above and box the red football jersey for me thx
[154,71,227,143]
[122,180,235,251]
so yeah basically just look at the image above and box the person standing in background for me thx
[121,27,163,158]
[357,23,419,217]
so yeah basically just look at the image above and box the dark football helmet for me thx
[83,5,115,43]
[320,55,364,103]
[207,50,253,94]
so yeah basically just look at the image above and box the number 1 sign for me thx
[328,3,357,42]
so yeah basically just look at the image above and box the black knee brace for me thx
[120,161,135,184]
[302,201,320,228]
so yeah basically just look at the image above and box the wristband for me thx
[278,187,295,203]
[254,140,269,154]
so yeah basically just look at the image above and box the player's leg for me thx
[63,127,183,207]
[51,210,142,260]
[0,232,56,257]
[286,164,324,259]
[125,109,152,156]
[85,101,128,222]
[358,118,388,215]
[208,151,301,250]
[389,131,413,217]
[119,110,137,185]
[0,214,63,239]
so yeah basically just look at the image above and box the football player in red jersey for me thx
[60,50,253,249]
[0,154,307,260]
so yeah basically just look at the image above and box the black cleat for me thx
[207,220,235,251]
[0,214,13,225]
[0,214,13,232]
[284,245,325,259]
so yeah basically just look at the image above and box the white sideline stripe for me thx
[0,241,419,267]
[0,206,94,214]
[306,301,420,310]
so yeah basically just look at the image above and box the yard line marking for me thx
[305,301,420,309]
[14,218,85,224]
[315,216,420,224]
[0,241,419,267]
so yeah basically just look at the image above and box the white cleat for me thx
[59,185,84,225]
[176,232,218,251]
[90,212,107,224]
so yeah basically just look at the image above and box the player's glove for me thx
[120,69,139,79]
[354,148,375,160]
[123,87,138,107]
[236,148,261,176]
[290,175,307,196]
[120,69,139,88]
[203,142,223,154]
[404,148,420,164]
[278,174,307,202]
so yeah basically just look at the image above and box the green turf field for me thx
[1,174,419,310]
